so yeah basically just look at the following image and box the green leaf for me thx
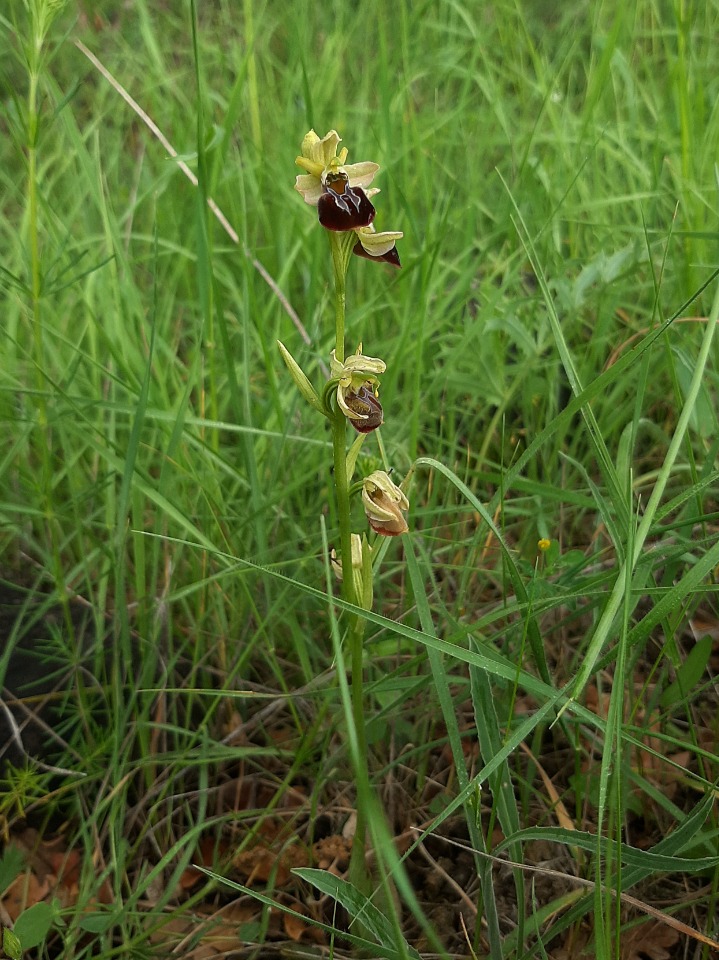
[78,911,114,934]
[13,901,56,951]
[292,869,421,959]
[345,431,366,483]
[499,825,719,872]
[0,848,24,898]
[660,635,713,709]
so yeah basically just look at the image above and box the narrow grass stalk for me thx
[23,1,69,605]
[566,280,719,710]
[404,537,504,959]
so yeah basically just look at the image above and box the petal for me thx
[294,174,323,206]
[335,388,354,418]
[363,471,409,509]
[361,472,409,536]
[311,130,342,166]
[300,129,320,158]
[344,161,380,189]
[368,514,408,536]
[295,155,325,177]
[342,353,386,377]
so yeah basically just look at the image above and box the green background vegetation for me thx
[1,0,718,957]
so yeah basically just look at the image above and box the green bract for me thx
[277,340,325,415]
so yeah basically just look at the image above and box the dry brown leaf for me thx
[233,839,307,886]
[621,920,679,960]
[2,873,51,921]
[284,904,308,941]
[2,831,112,914]
[585,683,610,719]
[149,902,259,957]
[179,836,227,891]
[311,835,351,873]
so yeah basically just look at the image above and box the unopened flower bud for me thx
[330,534,373,609]
[361,471,409,537]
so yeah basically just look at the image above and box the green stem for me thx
[331,408,355,607]
[330,234,347,362]
[328,231,370,887]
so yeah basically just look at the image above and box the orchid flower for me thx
[353,223,403,267]
[295,129,378,230]
[329,345,386,433]
[361,471,409,536]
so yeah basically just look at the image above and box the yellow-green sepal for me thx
[277,341,327,416]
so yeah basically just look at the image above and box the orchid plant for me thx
[279,129,407,883]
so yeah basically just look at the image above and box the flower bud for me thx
[330,533,373,609]
[361,471,409,537]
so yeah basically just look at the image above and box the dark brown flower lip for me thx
[352,241,401,267]
[317,172,376,231]
[343,384,383,433]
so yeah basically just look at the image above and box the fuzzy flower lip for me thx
[319,172,376,231]
[295,129,379,207]
[329,346,386,432]
[362,470,409,537]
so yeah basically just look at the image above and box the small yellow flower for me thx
[362,471,409,537]
[538,538,552,552]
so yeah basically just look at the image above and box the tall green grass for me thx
[1,0,718,957]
